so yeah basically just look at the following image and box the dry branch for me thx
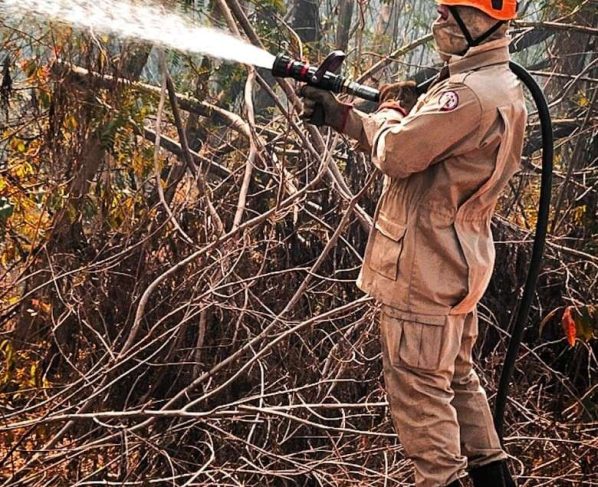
[2,3,596,486]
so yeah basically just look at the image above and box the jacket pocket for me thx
[381,313,445,371]
[369,214,407,281]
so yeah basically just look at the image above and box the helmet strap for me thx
[448,6,505,53]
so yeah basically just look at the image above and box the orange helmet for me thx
[436,0,518,20]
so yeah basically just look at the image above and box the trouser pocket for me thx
[381,313,445,371]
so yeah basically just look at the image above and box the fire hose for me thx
[272,50,554,442]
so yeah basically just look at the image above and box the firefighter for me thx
[299,1,523,486]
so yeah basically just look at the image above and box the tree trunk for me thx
[292,0,321,44]
[335,0,354,52]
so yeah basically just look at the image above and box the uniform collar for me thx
[447,38,511,75]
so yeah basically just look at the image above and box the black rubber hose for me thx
[493,61,553,440]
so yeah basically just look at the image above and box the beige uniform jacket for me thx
[345,39,527,322]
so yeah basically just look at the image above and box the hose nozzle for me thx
[271,51,380,103]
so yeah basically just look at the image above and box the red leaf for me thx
[561,306,576,347]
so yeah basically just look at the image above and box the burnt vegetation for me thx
[0,0,596,485]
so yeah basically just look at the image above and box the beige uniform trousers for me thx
[379,307,506,487]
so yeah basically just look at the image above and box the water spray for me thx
[1,0,380,103]
[0,0,275,69]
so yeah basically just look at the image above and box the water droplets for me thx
[0,0,275,68]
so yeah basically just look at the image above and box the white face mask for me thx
[432,13,468,60]
[431,5,508,60]
[432,15,468,61]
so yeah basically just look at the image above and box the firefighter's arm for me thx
[370,84,483,179]
[342,106,407,152]
[342,81,418,151]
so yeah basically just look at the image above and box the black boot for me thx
[469,460,516,487]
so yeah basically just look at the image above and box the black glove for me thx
[298,86,353,131]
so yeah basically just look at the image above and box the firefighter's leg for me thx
[379,311,467,487]
[450,311,509,470]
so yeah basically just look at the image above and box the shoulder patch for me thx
[439,91,459,111]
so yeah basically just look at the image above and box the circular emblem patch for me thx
[439,91,459,111]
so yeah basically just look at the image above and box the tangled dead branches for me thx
[0,0,597,485]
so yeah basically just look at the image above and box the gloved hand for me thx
[298,86,353,131]
[378,80,418,114]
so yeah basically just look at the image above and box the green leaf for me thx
[0,197,13,220]
[576,305,597,342]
